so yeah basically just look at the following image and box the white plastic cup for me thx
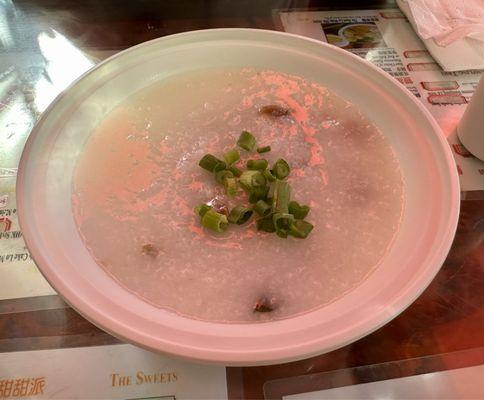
[457,75,484,161]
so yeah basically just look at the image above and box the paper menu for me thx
[280,9,484,191]
[279,9,479,116]
[0,344,227,399]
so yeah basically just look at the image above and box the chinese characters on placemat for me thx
[0,377,44,399]
[0,344,227,399]
[280,8,484,191]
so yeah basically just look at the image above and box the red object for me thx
[428,94,467,105]
[0,217,11,232]
[421,81,459,91]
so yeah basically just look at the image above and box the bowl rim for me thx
[16,28,460,365]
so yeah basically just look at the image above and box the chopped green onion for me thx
[249,186,269,204]
[223,149,240,165]
[213,161,227,173]
[263,169,276,182]
[196,130,312,238]
[215,169,234,184]
[267,181,276,201]
[257,146,271,154]
[228,206,253,225]
[228,165,242,177]
[199,154,224,172]
[225,177,237,196]
[194,204,212,217]
[288,201,310,219]
[256,216,276,233]
[247,159,268,171]
[237,131,256,152]
[271,181,291,237]
[240,170,266,190]
[272,158,290,180]
[254,200,271,217]
[289,220,314,239]
[273,212,294,238]
[272,180,291,214]
[201,210,228,232]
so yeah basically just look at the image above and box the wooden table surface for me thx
[0,1,483,398]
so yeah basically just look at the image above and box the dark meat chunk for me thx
[253,296,277,313]
[259,105,290,117]
[141,243,159,258]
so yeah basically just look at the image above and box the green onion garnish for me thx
[215,169,234,184]
[256,215,276,233]
[228,165,242,177]
[213,161,227,173]
[237,131,256,152]
[272,180,291,214]
[195,129,313,239]
[257,146,271,154]
[254,200,271,217]
[223,149,240,165]
[240,170,266,190]
[273,212,294,238]
[224,177,237,196]
[199,154,224,172]
[228,206,253,225]
[194,204,212,217]
[271,180,292,237]
[247,159,268,171]
[288,201,310,220]
[263,169,276,182]
[248,186,269,204]
[272,159,290,180]
[267,181,276,201]
[201,210,229,232]
[289,220,314,239]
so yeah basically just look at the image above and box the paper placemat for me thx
[0,174,55,299]
[0,344,227,399]
[280,8,484,191]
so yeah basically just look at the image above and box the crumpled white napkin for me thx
[406,0,484,46]
[397,0,484,70]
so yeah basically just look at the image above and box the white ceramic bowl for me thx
[17,29,459,365]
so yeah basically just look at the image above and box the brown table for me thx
[0,1,483,398]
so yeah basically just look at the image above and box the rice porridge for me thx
[72,68,404,322]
